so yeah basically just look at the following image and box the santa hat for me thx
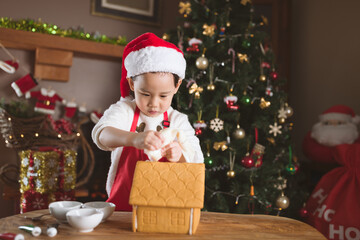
[120,32,186,98]
[0,60,18,74]
[319,105,360,124]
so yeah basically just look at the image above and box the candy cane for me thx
[228,48,235,74]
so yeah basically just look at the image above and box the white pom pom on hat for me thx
[120,32,186,98]
[319,105,360,124]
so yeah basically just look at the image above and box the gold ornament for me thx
[213,141,228,151]
[261,15,269,25]
[179,2,191,16]
[189,83,203,99]
[207,83,215,91]
[226,21,231,27]
[241,0,252,5]
[162,33,170,41]
[237,53,249,63]
[202,24,216,37]
[233,124,245,139]
[259,97,271,109]
[267,137,275,145]
[259,74,266,82]
[276,192,290,209]
[284,103,294,117]
[227,170,235,178]
[227,151,236,178]
[196,55,209,69]
[278,117,286,124]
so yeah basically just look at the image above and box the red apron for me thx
[106,107,169,211]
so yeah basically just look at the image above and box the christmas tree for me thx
[164,0,308,218]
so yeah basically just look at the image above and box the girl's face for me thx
[128,72,181,117]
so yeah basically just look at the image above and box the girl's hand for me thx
[133,131,164,150]
[161,141,183,162]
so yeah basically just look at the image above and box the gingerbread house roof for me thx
[129,161,205,208]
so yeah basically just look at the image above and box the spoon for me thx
[24,213,51,221]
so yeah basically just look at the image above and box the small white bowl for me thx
[49,201,83,223]
[66,208,104,232]
[83,202,115,222]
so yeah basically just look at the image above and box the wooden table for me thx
[0,209,326,239]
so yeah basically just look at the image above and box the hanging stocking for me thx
[11,74,38,97]
[251,128,265,168]
[64,101,77,119]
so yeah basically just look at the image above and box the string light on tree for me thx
[241,91,251,105]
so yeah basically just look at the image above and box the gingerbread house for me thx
[129,161,205,235]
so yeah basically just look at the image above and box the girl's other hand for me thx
[161,141,183,162]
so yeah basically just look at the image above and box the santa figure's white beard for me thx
[311,122,359,146]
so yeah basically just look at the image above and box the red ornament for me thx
[224,95,239,111]
[226,100,239,111]
[294,163,300,173]
[193,120,206,136]
[195,128,202,136]
[241,155,255,168]
[261,62,271,68]
[299,207,309,218]
[269,71,279,80]
[186,43,200,53]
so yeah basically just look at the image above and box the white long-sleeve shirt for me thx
[92,97,204,195]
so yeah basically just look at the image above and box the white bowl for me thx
[66,208,104,232]
[83,202,115,222]
[49,201,83,223]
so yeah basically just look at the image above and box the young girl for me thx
[92,32,204,211]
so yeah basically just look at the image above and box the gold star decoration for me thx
[203,24,216,37]
[179,2,192,15]
[261,15,269,25]
[213,141,228,151]
[259,97,271,109]
[189,83,204,99]
[241,0,252,5]
[237,53,249,63]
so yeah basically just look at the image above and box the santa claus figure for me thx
[302,106,360,239]
[303,105,360,166]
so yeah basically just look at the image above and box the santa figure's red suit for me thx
[26,88,65,115]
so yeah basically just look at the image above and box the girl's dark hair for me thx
[132,72,180,87]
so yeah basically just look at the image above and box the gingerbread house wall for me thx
[133,206,200,234]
